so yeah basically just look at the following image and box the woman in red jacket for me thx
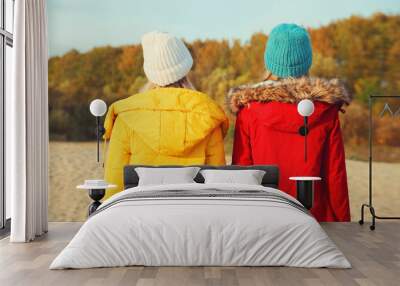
[229,23,352,222]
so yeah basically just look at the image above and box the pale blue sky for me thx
[47,0,400,56]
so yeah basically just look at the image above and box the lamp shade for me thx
[89,99,107,117]
[297,99,314,117]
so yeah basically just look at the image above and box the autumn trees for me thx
[49,13,400,145]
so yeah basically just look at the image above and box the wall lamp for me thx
[89,99,107,162]
[297,99,315,162]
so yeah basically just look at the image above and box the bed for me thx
[50,165,350,269]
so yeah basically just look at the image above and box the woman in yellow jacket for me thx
[103,31,229,199]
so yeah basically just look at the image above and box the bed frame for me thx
[123,165,279,189]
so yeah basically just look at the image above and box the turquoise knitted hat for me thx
[265,23,312,78]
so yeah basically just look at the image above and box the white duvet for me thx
[50,183,350,269]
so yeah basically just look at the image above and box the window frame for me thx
[0,0,14,235]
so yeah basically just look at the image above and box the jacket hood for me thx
[104,88,229,156]
[227,77,352,113]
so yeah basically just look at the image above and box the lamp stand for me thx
[298,116,309,162]
[95,116,105,163]
[96,117,100,162]
[304,116,308,162]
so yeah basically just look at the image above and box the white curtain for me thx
[7,0,49,242]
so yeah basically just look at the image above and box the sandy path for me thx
[347,160,400,219]
[49,142,103,221]
[49,142,400,222]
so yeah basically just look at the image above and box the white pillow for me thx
[200,169,266,185]
[135,167,201,186]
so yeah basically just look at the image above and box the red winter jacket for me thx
[229,77,352,222]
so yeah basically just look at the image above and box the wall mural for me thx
[47,2,400,222]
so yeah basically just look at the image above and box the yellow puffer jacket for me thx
[103,87,229,199]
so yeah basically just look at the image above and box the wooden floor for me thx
[0,222,399,286]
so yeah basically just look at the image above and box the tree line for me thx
[49,13,400,147]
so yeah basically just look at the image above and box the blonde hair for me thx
[263,70,280,81]
[140,76,195,93]
[263,70,309,81]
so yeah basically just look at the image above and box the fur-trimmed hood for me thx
[227,77,352,113]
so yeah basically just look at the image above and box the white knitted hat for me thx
[141,31,193,86]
